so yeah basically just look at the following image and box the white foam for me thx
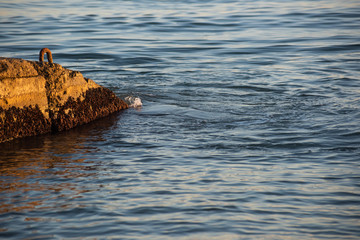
[124,96,142,108]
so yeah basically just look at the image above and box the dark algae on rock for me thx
[0,105,51,143]
[51,87,127,132]
[0,49,128,143]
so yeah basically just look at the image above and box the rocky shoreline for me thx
[0,51,128,143]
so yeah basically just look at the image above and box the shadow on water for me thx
[0,111,125,214]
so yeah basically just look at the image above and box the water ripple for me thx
[1,0,360,239]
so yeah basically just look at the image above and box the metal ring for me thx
[39,48,53,63]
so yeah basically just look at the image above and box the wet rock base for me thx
[0,105,51,143]
[51,87,128,132]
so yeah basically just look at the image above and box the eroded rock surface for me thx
[0,57,128,143]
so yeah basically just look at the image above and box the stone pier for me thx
[0,55,128,143]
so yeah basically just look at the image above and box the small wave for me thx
[124,96,142,108]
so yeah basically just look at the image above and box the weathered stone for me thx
[0,58,48,117]
[0,57,128,143]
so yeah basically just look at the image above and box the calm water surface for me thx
[1,0,360,239]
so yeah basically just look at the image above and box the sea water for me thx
[0,0,360,239]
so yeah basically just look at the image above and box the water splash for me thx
[124,96,142,108]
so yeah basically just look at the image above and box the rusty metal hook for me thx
[39,48,53,63]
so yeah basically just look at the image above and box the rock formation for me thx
[0,50,128,143]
